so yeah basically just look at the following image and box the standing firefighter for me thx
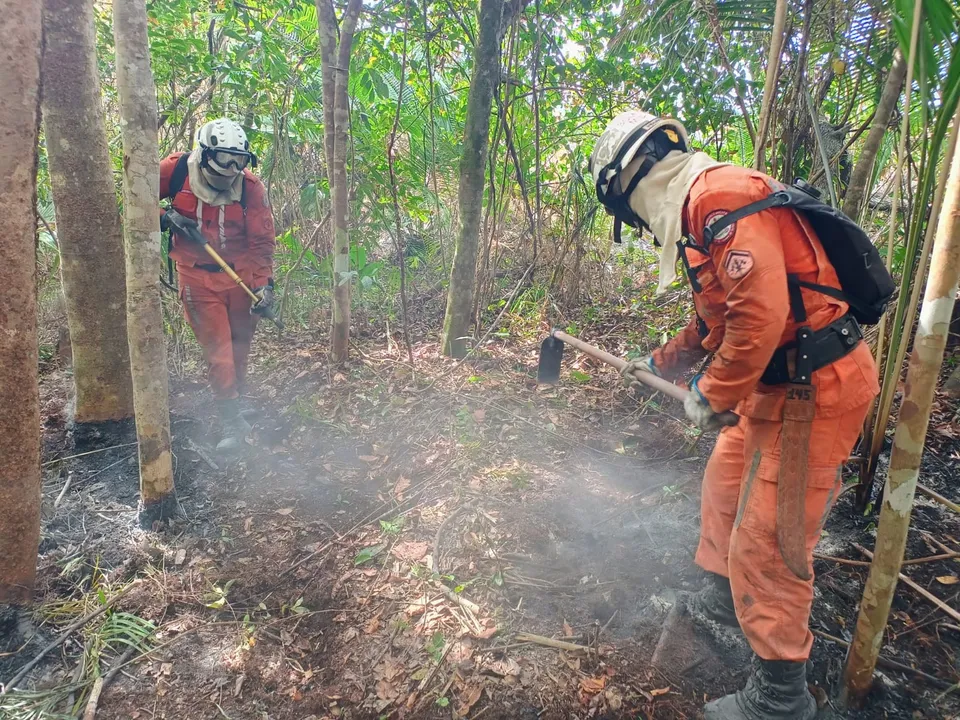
[160,118,276,452]
[590,111,888,719]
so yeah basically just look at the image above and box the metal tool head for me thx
[537,333,564,384]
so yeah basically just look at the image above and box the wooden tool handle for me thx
[551,330,739,427]
[201,245,261,302]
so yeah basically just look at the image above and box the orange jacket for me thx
[652,165,879,418]
[160,152,275,290]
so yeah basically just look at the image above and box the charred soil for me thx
[6,302,960,720]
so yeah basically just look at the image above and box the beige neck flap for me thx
[621,150,727,294]
[187,148,244,207]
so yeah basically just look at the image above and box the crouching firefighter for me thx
[590,111,892,719]
[159,118,277,453]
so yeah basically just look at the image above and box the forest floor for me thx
[5,294,960,720]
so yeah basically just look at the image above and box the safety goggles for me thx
[208,148,256,171]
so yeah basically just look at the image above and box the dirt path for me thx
[6,326,960,719]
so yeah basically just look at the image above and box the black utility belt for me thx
[195,262,235,273]
[761,314,863,386]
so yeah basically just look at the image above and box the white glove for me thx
[621,355,660,391]
[683,376,724,432]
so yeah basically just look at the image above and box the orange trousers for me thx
[695,399,871,662]
[180,277,258,400]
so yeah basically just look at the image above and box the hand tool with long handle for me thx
[537,329,738,427]
[165,210,284,330]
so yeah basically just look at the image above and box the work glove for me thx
[620,355,660,392]
[250,281,276,316]
[683,375,724,432]
[163,209,199,238]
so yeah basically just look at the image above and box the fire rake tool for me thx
[536,329,739,427]
[164,209,284,330]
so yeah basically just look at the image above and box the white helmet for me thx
[196,118,257,177]
[589,110,689,240]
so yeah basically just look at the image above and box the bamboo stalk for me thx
[844,75,960,704]
[753,0,789,171]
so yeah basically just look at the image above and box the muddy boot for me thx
[690,573,739,628]
[237,398,259,422]
[216,398,251,453]
[704,657,817,720]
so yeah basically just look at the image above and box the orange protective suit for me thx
[651,165,879,662]
[160,152,276,400]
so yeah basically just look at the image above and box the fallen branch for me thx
[54,472,73,509]
[854,544,960,625]
[815,551,959,567]
[2,583,136,692]
[435,582,482,616]
[82,644,137,720]
[918,484,960,515]
[42,442,139,467]
[183,438,220,472]
[514,632,591,654]
[813,553,870,567]
[902,552,960,566]
[406,641,454,710]
[812,629,954,689]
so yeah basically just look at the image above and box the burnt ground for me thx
[4,303,960,720]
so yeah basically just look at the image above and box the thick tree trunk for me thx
[316,0,362,364]
[842,50,907,220]
[842,96,960,707]
[42,0,134,430]
[441,0,507,358]
[113,0,176,526]
[0,0,43,604]
[752,0,788,171]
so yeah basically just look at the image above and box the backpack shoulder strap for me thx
[240,176,247,210]
[167,152,190,200]
[702,191,791,246]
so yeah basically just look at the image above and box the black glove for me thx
[164,209,200,239]
[250,281,276,316]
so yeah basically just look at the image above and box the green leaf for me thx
[569,369,591,384]
[354,544,386,566]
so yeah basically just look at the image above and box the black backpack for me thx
[699,181,894,325]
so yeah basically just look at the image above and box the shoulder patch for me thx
[704,210,736,243]
[723,250,754,280]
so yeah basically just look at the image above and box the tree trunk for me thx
[842,95,960,707]
[753,0,788,171]
[42,0,135,432]
[842,50,907,220]
[442,0,508,358]
[113,0,175,527]
[0,0,43,604]
[316,0,362,364]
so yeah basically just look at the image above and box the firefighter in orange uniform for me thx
[160,118,276,452]
[590,111,880,719]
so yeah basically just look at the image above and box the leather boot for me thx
[704,657,817,719]
[690,573,739,628]
[216,398,251,453]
